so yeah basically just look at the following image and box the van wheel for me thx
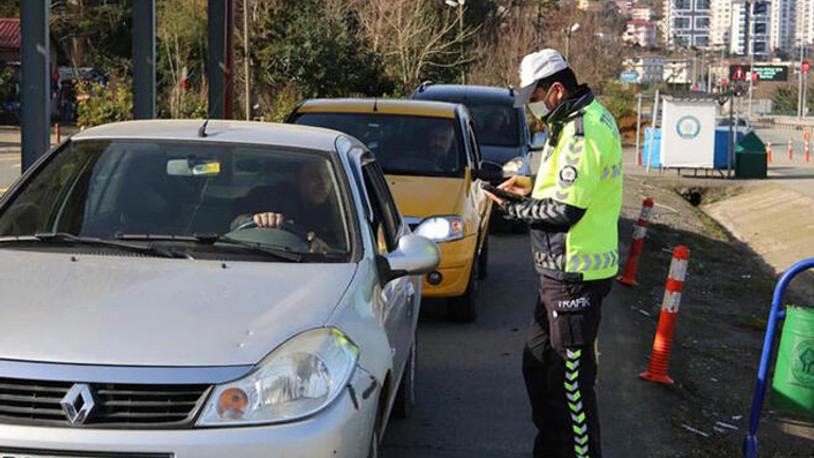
[392,335,416,419]
[448,260,478,322]
[477,234,489,279]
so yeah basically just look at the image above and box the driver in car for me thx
[427,123,458,172]
[234,161,341,253]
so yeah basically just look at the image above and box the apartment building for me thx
[631,6,656,20]
[730,0,771,58]
[624,19,659,47]
[662,0,712,49]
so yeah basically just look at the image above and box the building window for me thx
[754,23,767,34]
[694,35,709,47]
[695,17,710,29]
[695,0,710,9]
[674,17,691,29]
[675,35,691,46]
[674,0,692,10]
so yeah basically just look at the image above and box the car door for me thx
[361,159,415,380]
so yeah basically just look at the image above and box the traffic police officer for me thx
[484,49,623,458]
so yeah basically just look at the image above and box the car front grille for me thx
[0,377,211,428]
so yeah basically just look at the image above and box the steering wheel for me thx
[232,218,309,240]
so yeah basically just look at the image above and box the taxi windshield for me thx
[0,139,352,261]
[293,113,465,178]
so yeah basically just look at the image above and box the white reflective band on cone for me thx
[632,225,647,240]
[662,291,682,313]
[668,259,688,282]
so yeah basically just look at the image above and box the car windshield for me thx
[293,113,464,178]
[0,139,352,261]
[467,104,522,147]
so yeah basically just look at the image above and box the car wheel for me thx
[448,259,478,322]
[477,234,489,280]
[392,334,416,419]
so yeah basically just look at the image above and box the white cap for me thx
[513,49,568,107]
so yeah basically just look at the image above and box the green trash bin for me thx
[735,132,767,179]
[771,305,814,417]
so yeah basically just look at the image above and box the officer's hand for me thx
[498,175,532,196]
[483,190,505,207]
[253,212,285,228]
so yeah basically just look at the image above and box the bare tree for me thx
[349,0,475,92]
[469,0,538,87]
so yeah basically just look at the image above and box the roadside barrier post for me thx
[789,138,794,161]
[617,198,654,287]
[639,245,690,385]
[766,140,772,164]
[54,123,60,145]
[805,129,811,163]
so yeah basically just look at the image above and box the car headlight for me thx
[414,216,464,243]
[503,157,530,176]
[197,328,359,427]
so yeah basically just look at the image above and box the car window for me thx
[467,121,481,166]
[293,113,464,178]
[362,162,399,253]
[0,139,352,261]
[466,104,522,147]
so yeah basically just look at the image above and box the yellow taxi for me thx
[288,99,497,321]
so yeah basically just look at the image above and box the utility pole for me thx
[746,0,755,118]
[244,0,250,120]
[458,0,464,84]
[799,40,805,118]
[20,0,50,171]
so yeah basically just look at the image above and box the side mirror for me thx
[472,160,504,182]
[378,234,440,284]
[529,131,547,152]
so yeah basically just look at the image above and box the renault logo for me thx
[60,383,95,425]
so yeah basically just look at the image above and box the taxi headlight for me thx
[414,216,464,243]
[197,328,359,427]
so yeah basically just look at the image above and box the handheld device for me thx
[480,183,525,202]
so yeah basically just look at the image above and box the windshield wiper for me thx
[24,232,192,259]
[193,233,303,262]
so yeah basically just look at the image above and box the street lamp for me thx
[443,0,466,84]
[564,22,580,61]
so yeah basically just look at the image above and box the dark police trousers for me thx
[523,275,612,458]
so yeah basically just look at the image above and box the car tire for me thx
[392,334,416,419]
[448,259,478,322]
[477,234,489,280]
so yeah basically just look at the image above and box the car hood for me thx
[0,249,356,367]
[479,144,526,164]
[385,175,464,219]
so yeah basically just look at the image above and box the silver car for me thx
[0,120,439,457]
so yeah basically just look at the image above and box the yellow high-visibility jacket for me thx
[503,87,623,282]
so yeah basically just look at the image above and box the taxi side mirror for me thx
[472,160,503,182]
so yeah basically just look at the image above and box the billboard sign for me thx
[729,65,789,81]
[619,71,639,83]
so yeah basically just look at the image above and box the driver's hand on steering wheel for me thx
[253,212,285,228]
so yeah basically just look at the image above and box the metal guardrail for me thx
[755,116,814,131]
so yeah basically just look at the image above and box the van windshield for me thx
[467,104,522,147]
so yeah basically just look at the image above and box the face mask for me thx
[528,101,549,120]
[527,85,556,120]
